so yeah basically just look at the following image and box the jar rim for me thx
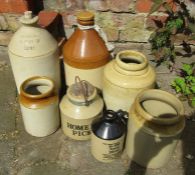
[116,50,148,72]
[134,89,184,125]
[20,76,55,99]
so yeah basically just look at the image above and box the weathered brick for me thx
[38,11,62,38]
[120,28,152,42]
[0,31,13,46]
[43,0,66,12]
[4,13,22,31]
[107,0,134,12]
[0,0,33,13]
[146,15,168,30]
[136,0,177,13]
[0,15,9,30]
[135,0,153,13]
[61,11,77,28]
[65,0,85,10]
[101,26,119,42]
[86,0,109,11]
[113,42,152,56]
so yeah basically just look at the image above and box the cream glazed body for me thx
[8,11,60,92]
[60,80,104,140]
[19,77,60,137]
[125,89,185,168]
[103,50,156,112]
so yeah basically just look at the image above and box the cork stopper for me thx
[76,11,94,25]
[67,77,96,105]
[20,11,39,25]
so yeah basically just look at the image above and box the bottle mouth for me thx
[20,76,55,99]
[135,89,184,125]
[115,50,148,72]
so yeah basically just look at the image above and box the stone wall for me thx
[0,0,194,54]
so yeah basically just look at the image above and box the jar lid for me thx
[76,11,94,21]
[67,77,97,105]
[92,110,127,140]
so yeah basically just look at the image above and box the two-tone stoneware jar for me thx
[63,11,110,89]
[126,89,185,168]
[8,11,60,92]
[60,78,104,140]
[91,110,128,163]
[103,50,156,112]
[19,76,60,137]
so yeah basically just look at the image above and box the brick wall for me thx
[0,0,194,54]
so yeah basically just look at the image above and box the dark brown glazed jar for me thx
[63,11,110,89]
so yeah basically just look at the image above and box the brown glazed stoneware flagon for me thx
[63,11,110,89]
[125,89,185,168]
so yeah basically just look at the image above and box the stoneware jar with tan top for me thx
[126,89,185,168]
[19,76,60,137]
[63,11,110,89]
[8,11,60,92]
[60,77,104,140]
[103,50,156,112]
[91,110,128,163]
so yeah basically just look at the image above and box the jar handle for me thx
[75,76,89,106]
[116,110,128,126]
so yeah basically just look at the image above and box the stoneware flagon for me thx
[8,11,60,92]
[126,89,185,168]
[63,11,110,89]
[103,50,156,112]
[60,77,104,140]
[19,76,60,137]
[91,110,128,163]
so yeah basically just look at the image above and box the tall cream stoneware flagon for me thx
[60,77,104,140]
[126,89,185,169]
[8,11,60,93]
[103,50,156,112]
[19,76,60,137]
[63,11,110,89]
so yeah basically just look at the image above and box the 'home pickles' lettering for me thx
[67,122,91,136]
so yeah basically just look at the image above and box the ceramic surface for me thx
[63,11,110,89]
[8,11,60,92]
[125,89,185,168]
[19,76,60,137]
[103,50,156,112]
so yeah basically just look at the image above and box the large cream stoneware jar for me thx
[103,50,156,112]
[8,11,60,92]
[19,76,60,137]
[126,89,185,168]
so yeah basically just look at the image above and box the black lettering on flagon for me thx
[67,122,89,130]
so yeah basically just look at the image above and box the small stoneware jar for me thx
[91,110,128,163]
[103,50,156,112]
[19,76,60,137]
[60,77,104,140]
[126,89,185,169]
[63,11,110,89]
[8,11,60,92]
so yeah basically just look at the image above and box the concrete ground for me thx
[0,46,195,175]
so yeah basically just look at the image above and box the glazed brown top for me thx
[63,28,110,69]
[19,93,58,109]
